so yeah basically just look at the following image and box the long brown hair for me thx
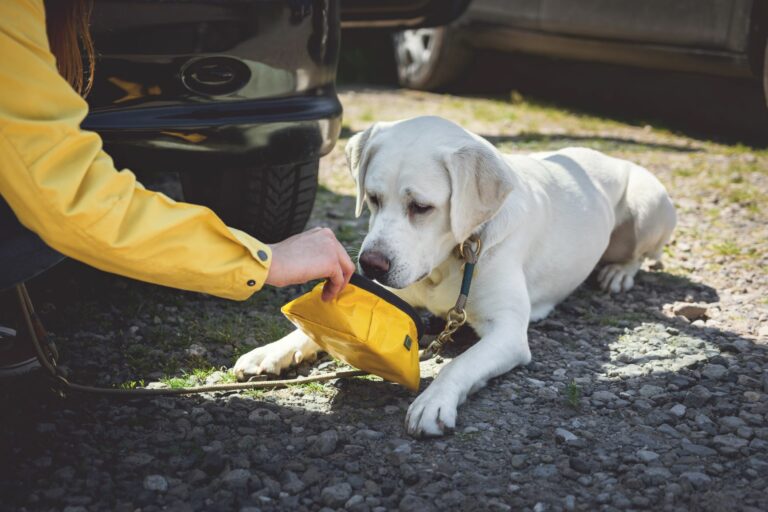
[45,0,95,96]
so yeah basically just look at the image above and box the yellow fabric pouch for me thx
[281,274,423,391]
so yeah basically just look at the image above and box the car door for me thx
[540,0,753,52]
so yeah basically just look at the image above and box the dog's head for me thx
[345,116,515,288]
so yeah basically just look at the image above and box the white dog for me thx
[235,116,676,437]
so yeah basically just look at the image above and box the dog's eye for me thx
[409,202,433,215]
[368,195,380,208]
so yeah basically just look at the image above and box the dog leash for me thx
[15,235,480,397]
[419,234,481,361]
[14,284,365,397]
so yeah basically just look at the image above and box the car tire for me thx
[181,160,319,244]
[393,27,472,91]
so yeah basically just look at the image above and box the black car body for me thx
[85,0,344,243]
[84,0,469,243]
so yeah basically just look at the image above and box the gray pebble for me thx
[311,430,339,456]
[143,475,168,492]
[636,450,659,463]
[639,385,664,398]
[702,364,728,380]
[321,482,352,507]
[685,385,713,407]
[248,408,280,423]
[592,390,618,402]
[222,469,251,489]
[669,404,687,418]
[555,428,578,443]
[680,471,712,488]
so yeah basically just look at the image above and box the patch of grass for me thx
[119,379,146,390]
[565,380,581,408]
[360,108,375,123]
[241,389,265,399]
[454,431,480,442]
[711,241,741,256]
[355,373,381,382]
[336,223,361,244]
[160,367,235,388]
[673,168,695,178]
[290,381,331,395]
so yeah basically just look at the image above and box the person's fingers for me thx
[337,243,355,284]
[322,264,344,301]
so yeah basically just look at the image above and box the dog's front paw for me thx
[405,384,459,438]
[233,333,317,381]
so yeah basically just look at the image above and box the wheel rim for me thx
[394,28,440,83]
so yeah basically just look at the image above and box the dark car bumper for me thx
[85,0,342,171]
[83,88,342,170]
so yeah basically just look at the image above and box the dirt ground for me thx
[1,87,767,512]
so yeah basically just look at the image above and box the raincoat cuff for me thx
[227,227,272,292]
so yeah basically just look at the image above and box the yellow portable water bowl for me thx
[281,274,423,391]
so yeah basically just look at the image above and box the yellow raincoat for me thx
[0,0,271,300]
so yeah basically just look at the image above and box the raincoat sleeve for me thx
[0,0,272,301]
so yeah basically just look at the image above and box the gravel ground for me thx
[1,87,767,512]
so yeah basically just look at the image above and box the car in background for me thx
[84,0,468,243]
[394,0,768,106]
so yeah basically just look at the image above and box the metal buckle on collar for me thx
[420,234,482,361]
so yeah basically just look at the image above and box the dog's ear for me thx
[345,124,377,217]
[445,143,515,243]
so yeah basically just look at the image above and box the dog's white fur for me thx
[234,116,676,437]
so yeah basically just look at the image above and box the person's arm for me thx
[0,0,339,300]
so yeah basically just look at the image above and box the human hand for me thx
[265,227,355,301]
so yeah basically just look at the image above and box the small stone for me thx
[555,428,578,443]
[223,469,251,489]
[713,434,748,454]
[569,457,591,474]
[185,343,207,357]
[680,472,711,488]
[281,471,305,494]
[125,453,154,467]
[669,404,687,418]
[672,303,708,321]
[356,429,384,440]
[400,463,419,485]
[143,475,168,492]
[345,494,365,510]
[636,450,659,463]
[685,385,712,407]
[532,464,558,479]
[511,454,527,469]
[398,494,433,512]
[248,409,280,423]
[701,364,727,380]
[312,430,339,456]
[321,482,352,507]
[681,439,717,457]
[639,385,664,398]
[643,467,672,485]
[719,416,746,432]
[592,390,618,402]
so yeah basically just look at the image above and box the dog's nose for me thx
[359,250,391,280]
